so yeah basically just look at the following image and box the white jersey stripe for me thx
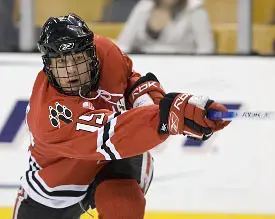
[139,152,148,191]
[35,172,89,192]
[28,150,41,169]
[107,111,125,123]
[97,113,123,160]
[96,126,111,160]
[106,117,121,159]
[144,153,154,194]
[21,171,87,208]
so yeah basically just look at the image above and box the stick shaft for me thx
[207,110,275,120]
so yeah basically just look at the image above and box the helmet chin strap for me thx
[79,86,124,106]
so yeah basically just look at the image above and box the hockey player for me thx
[12,14,229,219]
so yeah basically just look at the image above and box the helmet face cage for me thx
[43,45,99,96]
[38,14,100,96]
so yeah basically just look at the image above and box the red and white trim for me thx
[12,187,27,219]
[139,152,154,194]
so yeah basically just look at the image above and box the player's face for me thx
[50,52,91,92]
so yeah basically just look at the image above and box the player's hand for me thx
[127,73,165,107]
[158,93,230,140]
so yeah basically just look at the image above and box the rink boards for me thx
[1,54,275,218]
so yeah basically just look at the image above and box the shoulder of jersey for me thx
[94,35,116,52]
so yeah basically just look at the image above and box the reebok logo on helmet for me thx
[59,42,75,51]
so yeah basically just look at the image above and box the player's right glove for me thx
[158,93,230,140]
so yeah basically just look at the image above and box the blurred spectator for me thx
[116,0,215,54]
[103,0,140,22]
[0,0,17,52]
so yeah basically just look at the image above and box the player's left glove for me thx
[158,93,230,140]
[126,72,165,108]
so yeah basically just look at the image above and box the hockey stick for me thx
[207,110,275,120]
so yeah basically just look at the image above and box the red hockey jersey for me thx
[20,35,168,208]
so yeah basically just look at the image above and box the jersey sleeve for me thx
[97,38,142,94]
[33,105,168,161]
[96,37,162,107]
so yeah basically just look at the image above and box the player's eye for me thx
[57,58,65,63]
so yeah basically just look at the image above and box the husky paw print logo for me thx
[49,102,73,128]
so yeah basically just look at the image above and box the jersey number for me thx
[76,113,105,132]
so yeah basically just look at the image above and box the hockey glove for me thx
[126,72,165,108]
[158,93,230,140]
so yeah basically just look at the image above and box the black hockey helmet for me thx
[37,13,100,96]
